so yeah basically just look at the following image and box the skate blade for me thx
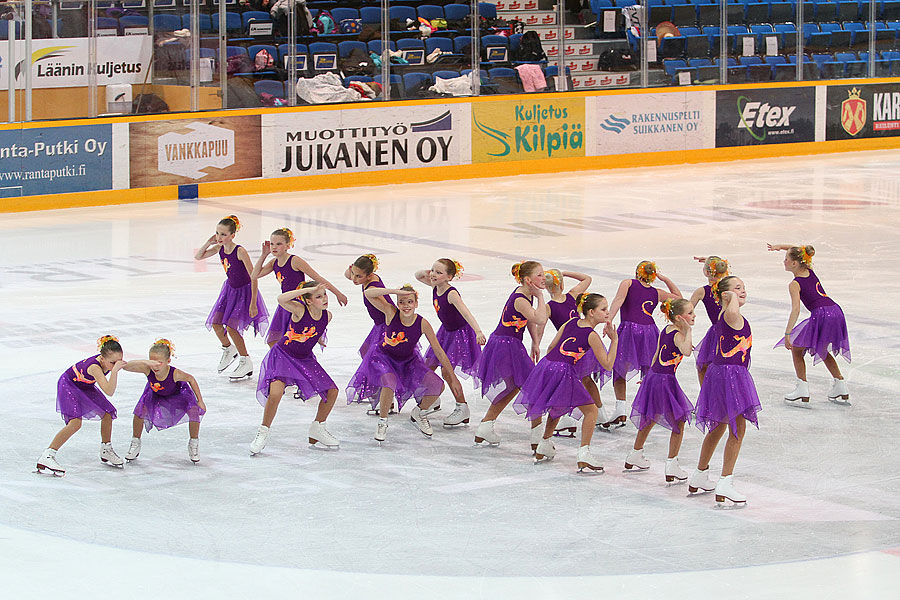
[714,495,747,509]
[308,439,340,450]
[534,454,553,463]
[784,398,812,409]
[827,396,851,406]
[443,420,470,427]
[665,476,688,484]
[473,438,500,447]
[687,486,714,495]
[100,459,124,468]
[553,428,576,438]
[577,463,604,473]
[229,373,253,382]
[623,465,650,473]
[35,465,65,477]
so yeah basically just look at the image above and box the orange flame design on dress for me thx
[558,337,586,364]
[72,365,95,385]
[275,271,284,285]
[434,299,440,313]
[150,382,165,393]
[641,300,654,317]
[658,345,683,368]
[222,257,231,274]
[720,334,753,363]
[284,325,317,345]
[816,282,828,298]
[382,331,408,347]
[502,314,528,332]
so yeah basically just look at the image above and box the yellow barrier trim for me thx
[6,136,899,213]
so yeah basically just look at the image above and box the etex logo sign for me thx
[716,88,814,146]
[735,96,796,141]
[158,123,234,179]
[600,114,630,133]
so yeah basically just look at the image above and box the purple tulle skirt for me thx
[358,324,385,358]
[56,375,116,424]
[476,335,535,403]
[576,348,612,388]
[515,360,593,421]
[629,370,693,433]
[775,304,851,365]
[134,382,205,432]
[694,364,761,438]
[694,325,717,372]
[205,281,269,336]
[346,348,444,411]
[266,305,293,346]
[424,325,482,382]
[613,321,659,381]
[257,344,337,405]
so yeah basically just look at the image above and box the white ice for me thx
[1,150,899,599]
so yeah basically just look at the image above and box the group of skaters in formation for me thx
[36,215,853,507]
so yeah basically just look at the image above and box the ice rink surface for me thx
[1,150,899,599]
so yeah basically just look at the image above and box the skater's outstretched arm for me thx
[292,256,348,307]
[277,286,318,318]
[364,287,414,320]
[689,285,705,309]
[766,243,794,252]
[590,321,618,371]
[607,279,631,323]
[251,241,276,280]
[563,271,592,298]
[415,268,437,287]
[447,289,486,345]
[655,272,683,301]
[782,281,803,350]
[174,369,206,412]
[194,234,221,261]
[90,360,126,396]
[121,360,158,375]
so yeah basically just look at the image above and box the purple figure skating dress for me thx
[134,367,205,431]
[774,270,851,364]
[630,325,694,432]
[358,278,396,357]
[265,257,306,345]
[423,285,482,381]
[549,294,610,387]
[695,316,761,435]
[257,307,336,405]
[613,279,660,381]
[56,355,117,423]
[515,317,596,421]
[346,313,443,411]
[694,285,721,373]
[206,244,269,335]
[476,290,536,402]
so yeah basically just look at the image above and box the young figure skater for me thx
[689,276,760,506]
[122,339,206,463]
[604,261,682,428]
[250,282,340,454]
[474,261,549,448]
[415,258,486,427]
[625,299,695,482]
[36,335,127,475]
[689,256,729,386]
[195,215,269,380]
[543,268,609,436]
[345,254,398,414]
[346,285,465,442]
[769,244,851,407]
[250,227,348,347]
[516,293,618,471]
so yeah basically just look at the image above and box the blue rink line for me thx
[202,200,626,281]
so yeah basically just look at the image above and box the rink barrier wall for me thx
[2,77,899,213]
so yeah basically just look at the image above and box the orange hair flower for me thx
[452,260,464,280]
[97,335,119,350]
